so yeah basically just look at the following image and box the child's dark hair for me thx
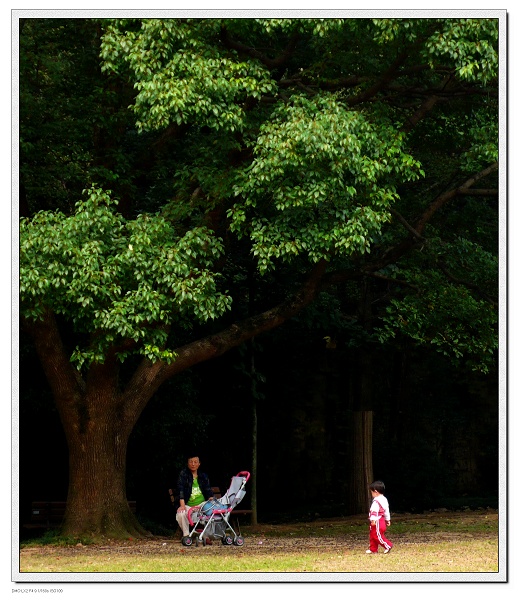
[369,480,386,494]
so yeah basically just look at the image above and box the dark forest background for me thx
[19,320,498,533]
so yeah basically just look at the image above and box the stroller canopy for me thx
[218,471,249,508]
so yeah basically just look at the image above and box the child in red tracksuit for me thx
[366,480,393,554]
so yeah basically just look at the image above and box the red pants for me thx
[369,517,392,553]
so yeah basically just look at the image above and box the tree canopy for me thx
[18,16,500,536]
[21,16,499,369]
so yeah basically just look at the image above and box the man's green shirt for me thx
[187,477,205,506]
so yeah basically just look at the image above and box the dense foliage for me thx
[21,188,231,367]
[21,17,498,370]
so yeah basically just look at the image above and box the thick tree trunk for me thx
[23,312,149,538]
[63,411,147,538]
[58,361,152,538]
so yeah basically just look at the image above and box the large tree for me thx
[19,17,499,537]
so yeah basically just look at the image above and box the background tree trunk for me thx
[251,393,258,526]
[349,409,374,514]
[249,335,259,527]
[348,280,375,514]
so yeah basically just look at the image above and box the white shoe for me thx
[384,547,392,554]
[365,549,374,554]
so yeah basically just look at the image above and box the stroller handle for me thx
[236,471,250,482]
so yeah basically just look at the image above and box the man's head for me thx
[186,455,201,473]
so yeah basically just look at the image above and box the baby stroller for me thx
[182,471,250,547]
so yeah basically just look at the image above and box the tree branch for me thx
[401,94,443,132]
[401,73,457,132]
[438,262,497,306]
[458,188,498,196]
[220,26,300,71]
[414,162,498,235]
[316,75,370,91]
[390,207,426,240]
[22,310,85,398]
[364,271,419,290]
[347,51,409,107]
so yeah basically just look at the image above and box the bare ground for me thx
[20,509,499,559]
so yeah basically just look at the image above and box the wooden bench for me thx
[168,487,252,519]
[27,500,137,529]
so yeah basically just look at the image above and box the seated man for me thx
[175,452,214,540]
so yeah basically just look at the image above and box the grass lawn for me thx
[17,510,500,577]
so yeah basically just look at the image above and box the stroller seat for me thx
[182,471,250,547]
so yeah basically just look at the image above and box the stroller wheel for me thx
[181,536,193,547]
[222,535,234,545]
[233,536,245,546]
